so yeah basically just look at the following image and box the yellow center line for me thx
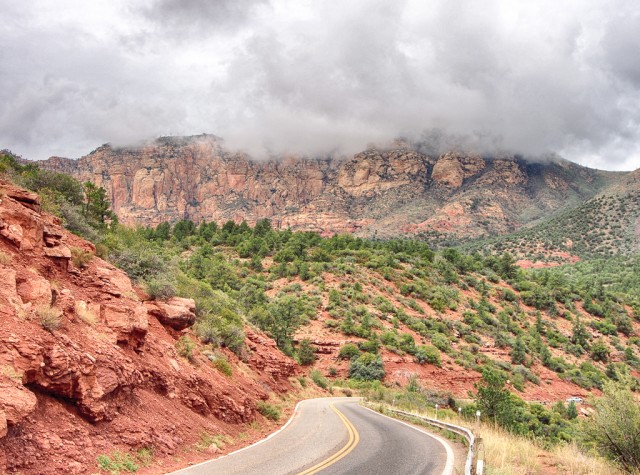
[297,403,360,475]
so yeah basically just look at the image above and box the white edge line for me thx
[168,397,358,474]
[359,405,455,475]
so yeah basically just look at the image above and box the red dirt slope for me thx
[0,180,298,474]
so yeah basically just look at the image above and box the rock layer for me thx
[40,135,619,241]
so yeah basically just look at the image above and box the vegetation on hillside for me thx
[466,190,640,261]
[1,151,117,240]
[93,217,640,395]
[3,152,640,472]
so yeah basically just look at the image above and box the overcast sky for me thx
[1,0,639,170]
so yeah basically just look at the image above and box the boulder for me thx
[101,302,149,348]
[0,267,22,316]
[16,270,52,306]
[43,244,71,259]
[1,186,40,212]
[95,264,135,297]
[145,297,197,330]
[0,376,38,432]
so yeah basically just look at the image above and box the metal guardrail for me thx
[384,408,482,475]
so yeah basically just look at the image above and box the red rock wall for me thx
[0,180,298,474]
[40,135,616,240]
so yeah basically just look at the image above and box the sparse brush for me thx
[75,302,97,326]
[144,277,177,301]
[70,246,93,269]
[0,250,12,265]
[309,369,329,389]
[196,432,229,452]
[257,401,281,421]
[176,336,196,363]
[37,305,62,332]
[96,450,139,473]
[210,353,232,376]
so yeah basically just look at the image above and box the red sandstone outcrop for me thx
[0,179,298,474]
[39,135,618,241]
[145,297,197,331]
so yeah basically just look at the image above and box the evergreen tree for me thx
[297,339,316,365]
[511,337,527,365]
[571,315,589,349]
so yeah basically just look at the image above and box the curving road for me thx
[171,397,453,475]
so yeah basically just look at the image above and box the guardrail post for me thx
[474,437,484,475]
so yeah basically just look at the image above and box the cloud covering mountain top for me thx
[1,0,639,170]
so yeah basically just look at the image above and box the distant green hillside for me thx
[464,177,640,261]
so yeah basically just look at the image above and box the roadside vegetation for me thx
[356,371,637,474]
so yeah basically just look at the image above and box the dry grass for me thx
[0,249,12,265]
[37,305,62,332]
[481,425,541,475]
[1,365,23,382]
[480,424,623,475]
[551,443,624,475]
[70,246,93,269]
[75,301,97,326]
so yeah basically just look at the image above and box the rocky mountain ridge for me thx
[40,135,621,242]
[0,179,298,474]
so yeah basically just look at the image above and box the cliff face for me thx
[0,179,297,474]
[41,135,620,241]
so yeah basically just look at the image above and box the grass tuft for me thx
[37,305,62,332]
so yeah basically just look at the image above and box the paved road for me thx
[171,397,453,475]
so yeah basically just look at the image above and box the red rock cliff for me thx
[41,135,618,240]
[0,179,298,474]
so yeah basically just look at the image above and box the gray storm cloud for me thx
[0,0,639,170]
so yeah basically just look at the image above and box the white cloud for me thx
[1,0,639,170]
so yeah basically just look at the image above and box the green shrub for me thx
[297,339,316,365]
[591,340,610,363]
[414,345,441,366]
[349,353,385,381]
[310,369,329,389]
[176,336,196,363]
[358,338,380,353]
[431,333,451,353]
[257,401,281,421]
[338,343,360,360]
[96,451,139,473]
[582,380,640,473]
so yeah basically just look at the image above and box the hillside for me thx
[465,167,640,264]
[36,135,620,244]
[96,217,640,407]
[0,178,302,474]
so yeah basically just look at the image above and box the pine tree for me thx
[297,339,316,365]
[511,337,527,365]
[571,315,589,349]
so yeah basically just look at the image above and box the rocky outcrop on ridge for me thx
[40,135,620,241]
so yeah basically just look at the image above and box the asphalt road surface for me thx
[171,397,453,475]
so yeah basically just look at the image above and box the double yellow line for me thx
[297,403,360,475]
